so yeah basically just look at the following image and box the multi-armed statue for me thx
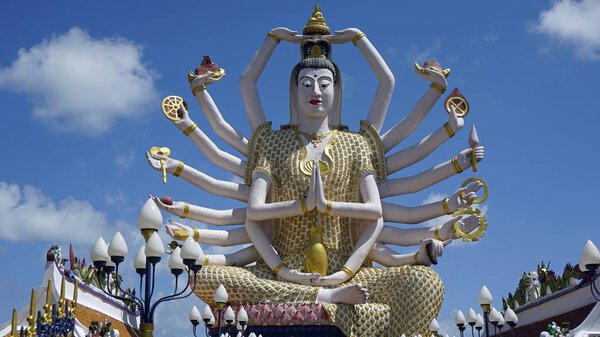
[146,6,487,336]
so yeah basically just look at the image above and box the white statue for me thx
[145,5,486,336]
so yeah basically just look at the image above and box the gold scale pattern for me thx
[195,122,443,336]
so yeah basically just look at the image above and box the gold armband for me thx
[352,32,366,46]
[430,83,446,94]
[272,263,286,276]
[451,156,464,174]
[181,202,190,219]
[443,122,455,138]
[193,227,200,242]
[300,199,309,215]
[182,123,197,136]
[434,225,443,240]
[204,256,209,266]
[412,253,419,265]
[441,198,453,215]
[325,200,332,217]
[341,266,355,278]
[191,83,206,95]
[173,161,184,177]
[267,32,280,44]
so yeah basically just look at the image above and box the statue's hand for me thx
[149,195,186,218]
[456,146,485,170]
[172,105,195,131]
[305,167,317,211]
[314,165,327,213]
[314,271,349,286]
[277,267,320,285]
[325,28,362,44]
[447,105,464,134]
[414,64,447,88]
[189,70,225,90]
[416,238,449,266]
[447,181,483,211]
[439,215,480,240]
[145,151,178,174]
[165,219,194,241]
[270,27,303,44]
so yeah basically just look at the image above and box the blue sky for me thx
[1,1,599,336]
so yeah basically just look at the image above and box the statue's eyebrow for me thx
[299,75,333,82]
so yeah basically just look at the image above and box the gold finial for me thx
[70,280,78,317]
[9,308,17,337]
[42,279,53,324]
[25,288,36,337]
[303,5,330,36]
[58,276,66,317]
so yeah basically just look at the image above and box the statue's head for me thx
[289,40,342,128]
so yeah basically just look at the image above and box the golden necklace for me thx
[299,130,333,148]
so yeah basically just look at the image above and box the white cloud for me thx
[0,182,110,243]
[0,27,158,135]
[483,30,499,43]
[115,150,135,170]
[532,0,600,60]
[405,39,442,63]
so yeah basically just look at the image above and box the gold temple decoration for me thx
[71,280,78,317]
[42,279,53,324]
[150,146,171,184]
[58,276,66,317]
[25,288,36,337]
[299,130,332,147]
[308,45,327,59]
[9,308,17,337]
[304,226,329,276]
[303,5,330,36]
[161,95,188,121]
[295,128,336,176]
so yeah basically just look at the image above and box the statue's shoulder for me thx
[358,121,387,182]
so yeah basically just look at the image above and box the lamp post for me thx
[497,315,505,337]
[237,307,248,337]
[429,318,440,337]
[90,198,204,337]
[489,308,500,336]
[214,284,228,337]
[467,308,478,337]
[190,306,201,337]
[455,310,466,337]
[479,286,493,337]
[504,308,518,337]
[475,314,484,337]
[201,304,214,337]
[579,240,600,301]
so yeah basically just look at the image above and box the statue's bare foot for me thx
[316,284,368,304]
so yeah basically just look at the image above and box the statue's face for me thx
[296,68,335,119]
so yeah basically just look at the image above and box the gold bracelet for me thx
[191,83,206,95]
[272,263,286,276]
[173,161,184,177]
[181,202,190,219]
[325,200,332,217]
[413,253,419,265]
[451,156,464,174]
[267,32,280,44]
[204,256,209,266]
[443,122,455,138]
[193,227,200,242]
[430,83,446,94]
[434,225,443,240]
[300,199,309,215]
[352,32,366,46]
[182,123,197,136]
[341,266,355,278]
[441,198,453,215]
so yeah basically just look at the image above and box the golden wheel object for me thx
[444,88,470,117]
[460,177,488,204]
[161,96,188,121]
[452,206,488,242]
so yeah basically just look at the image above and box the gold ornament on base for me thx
[304,226,329,276]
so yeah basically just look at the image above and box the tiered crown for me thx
[301,5,332,60]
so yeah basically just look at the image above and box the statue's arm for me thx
[190,85,249,155]
[150,196,246,226]
[171,106,246,177]
[379,215,481,246]
[369,241,442,267]
[386,107,464,174]
[380,68,448,153]
[146,152,248,202]
[382,182,481,223]
[378,146,484,198]
[245,171,311,221]
[207,246,259,267]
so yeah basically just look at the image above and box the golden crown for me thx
[303,5,330,36]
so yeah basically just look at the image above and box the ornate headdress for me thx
[301,5,332,61]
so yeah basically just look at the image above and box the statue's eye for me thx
[319,80,331,89]
[302,81,311,88]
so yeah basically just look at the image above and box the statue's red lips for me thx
[309,99,322,105]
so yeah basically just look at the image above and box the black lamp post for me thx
[479,286,493,337]
[579,240,600,301]
[455,310,466,337]
[504,308,518,337]
[467,308,477,337]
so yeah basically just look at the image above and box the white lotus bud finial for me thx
[469,124,479,147]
